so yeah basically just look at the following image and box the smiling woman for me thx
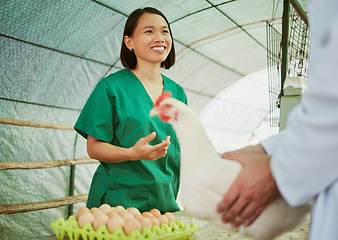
[124,14,171,64]
[73,7,188,213]
[120,8,175,71]
[123,12,174,103]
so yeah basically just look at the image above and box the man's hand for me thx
[216,152,281,227]
[220,144,267,165]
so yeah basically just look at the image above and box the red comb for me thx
[154,91,172,107]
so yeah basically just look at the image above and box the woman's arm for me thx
[87,132,171,163]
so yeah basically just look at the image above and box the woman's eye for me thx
[163,30,169,34]
[145,30,152,33]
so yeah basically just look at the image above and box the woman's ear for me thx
[124,36,133,51]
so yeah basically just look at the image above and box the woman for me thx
[74,7,187,213]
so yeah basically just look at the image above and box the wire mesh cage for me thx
[266,0,310,127]
[266,22,282,127]
[288,7,310,79]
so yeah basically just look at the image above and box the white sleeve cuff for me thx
[260,130,286,155]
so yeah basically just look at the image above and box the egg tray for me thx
[51,215,199,240]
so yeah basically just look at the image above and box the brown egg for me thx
[99,204,112,214]
[107,211,118,219]
[77,212,95,228]
[149,216,160,226]
[76,207,90,220]
[164,212,175,222]
[141,211,153,218]
[92,208,105,217]
[92,214,109,231]
[134,215,143,221]
[118,209,128,216]
[113,205,125,213]
[123,219,141,236]
[107,215,125,233]
[150,208,161,217]
[157,215,169,225]
[121,212,135,222]
[90,207,99,213]
[127,207,141,216]
[139,217,152,229]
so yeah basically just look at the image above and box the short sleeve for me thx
[182,90,188,105]
[74,79,116,143]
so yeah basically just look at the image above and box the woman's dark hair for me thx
[120,7,175,70]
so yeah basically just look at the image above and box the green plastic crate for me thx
[51,215,199,240]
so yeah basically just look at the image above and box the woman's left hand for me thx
[130,132,171,160]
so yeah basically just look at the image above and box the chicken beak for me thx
[149,108,160,117]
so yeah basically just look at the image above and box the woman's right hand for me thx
[130,132,171,161]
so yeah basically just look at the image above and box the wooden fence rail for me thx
[0,194,88,214]
[0,118,93,215]
[0,157,98,170]
[0,117,74,130]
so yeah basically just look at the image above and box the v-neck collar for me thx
[126,69,166,105]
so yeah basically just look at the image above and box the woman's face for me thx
[125,13,172,67]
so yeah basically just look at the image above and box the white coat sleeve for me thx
[260,131,286,155]
[270,0,338,207]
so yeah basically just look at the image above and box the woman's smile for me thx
[151,45,166,53]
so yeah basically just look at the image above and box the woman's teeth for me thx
[152,47,165,51]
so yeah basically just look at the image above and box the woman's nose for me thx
[153,33,165,42]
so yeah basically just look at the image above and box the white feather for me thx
[151,97,310,240]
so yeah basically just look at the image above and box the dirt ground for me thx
[174,211,311,240]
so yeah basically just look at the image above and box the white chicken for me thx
[150,92,310,240]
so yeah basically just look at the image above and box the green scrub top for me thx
[74,69,187,213]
